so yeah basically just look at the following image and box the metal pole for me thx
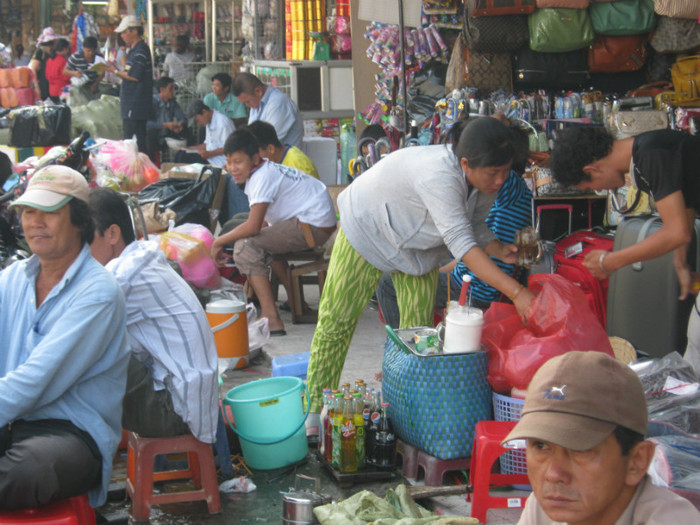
[398,0,408,136]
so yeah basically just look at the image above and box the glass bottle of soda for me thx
[353,392,365,468]
[340,394,357,473]
[324,389,339,462]
[331,393,344,468]
[365,391,381,466]
[374,402,396,470]
[340,382,351,396]
[318,388,332,457]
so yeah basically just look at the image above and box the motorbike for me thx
[0,131,93,269]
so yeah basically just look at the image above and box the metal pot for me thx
[281,475,332,525]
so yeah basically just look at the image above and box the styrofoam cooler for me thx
[302,136,338,185]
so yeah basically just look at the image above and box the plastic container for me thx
[493,392,528,476]
[443,302,484,353]
[271,351,310,379]
[223,377,309,470]
[206,298,249,368]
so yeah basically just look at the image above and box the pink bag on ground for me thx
[483,273,614,393]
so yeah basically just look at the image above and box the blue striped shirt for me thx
[450,172,532,304]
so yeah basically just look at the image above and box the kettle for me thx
[281,474,332,525]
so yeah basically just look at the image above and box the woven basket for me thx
[382,326,492,459]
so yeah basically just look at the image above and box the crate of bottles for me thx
[316,378,397,484]
[381,326,492,460]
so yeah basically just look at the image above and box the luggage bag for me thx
[606,216,700,358]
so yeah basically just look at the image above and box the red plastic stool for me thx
[468,421,530,523]
[125,432,222,520]
[416,450,469,486]
[395,440,419,479]
[0,494,95,524]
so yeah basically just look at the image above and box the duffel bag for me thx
[588,35,648,73]
[528,8,595,53]
[514,47,590,88]
[589,0,655,36]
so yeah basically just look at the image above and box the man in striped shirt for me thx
[88,187,219,444]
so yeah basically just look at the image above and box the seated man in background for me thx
[504,351,700,525]
[175,100,249,222]
[147,75,187,163]
[89,187,219,444]
[204,72,248,128]
[175,99,234,168]
[63,36,106,102]
[233,72,303,148]
[0,166,128,509]
[248,120,319,179]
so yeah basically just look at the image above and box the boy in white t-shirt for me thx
[211,128,337,334]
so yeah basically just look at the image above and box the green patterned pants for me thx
[306,228,438,412]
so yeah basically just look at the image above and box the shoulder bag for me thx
[469,0,536,16]
[589,0,656,36]
[514,47,590,88]
[650,16,700,54]
[671,55,700,98]
[652,0,700,19]
[528,8,595,53]
[463,2,529,52]
[588,35,648,73]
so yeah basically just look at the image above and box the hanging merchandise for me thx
[652,0,700,19]
[650,16,700,54]
[513,47,590,89]
[671,55,700,98]
[536,0,589,6]
[72,11,100,53]
[589,0,656,36]
[469,0,536,16]
[360,23,448,127]
[462,0,529,52]
[463,47,513,92]
[588,35,649,73]
[528,8,595,53]
[422,0,463,29]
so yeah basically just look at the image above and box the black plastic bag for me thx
[9,104,72,148]
[138,166,221,228]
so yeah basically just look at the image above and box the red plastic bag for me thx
[483,273,614,393]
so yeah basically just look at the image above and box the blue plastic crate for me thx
[271,351,310,379]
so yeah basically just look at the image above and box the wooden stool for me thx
[271,248,328,324]
[125,432,221,520]
[0,494,95,525]
[468,421,530,523]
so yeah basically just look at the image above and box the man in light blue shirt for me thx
[0,166,128,509]
[233,72,303,148]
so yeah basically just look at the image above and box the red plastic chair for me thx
[0,494,95,525]
[468,420,530,523]
[125,432,221,520]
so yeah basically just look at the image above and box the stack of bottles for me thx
[318,379,397,473]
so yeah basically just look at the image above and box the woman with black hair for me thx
[304,117,536,438]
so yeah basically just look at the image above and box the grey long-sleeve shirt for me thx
[339,144,496,276]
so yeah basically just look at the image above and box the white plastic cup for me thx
[443,303,484,353]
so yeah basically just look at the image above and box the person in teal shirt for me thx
[203,72,247,128]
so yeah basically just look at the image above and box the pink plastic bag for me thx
[483,273,614,393]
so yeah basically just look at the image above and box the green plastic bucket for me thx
[223,376,309,470]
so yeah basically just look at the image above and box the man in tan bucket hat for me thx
[0,166,128,509]
[504,351,699,525]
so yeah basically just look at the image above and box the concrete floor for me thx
[98,284,525,524]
